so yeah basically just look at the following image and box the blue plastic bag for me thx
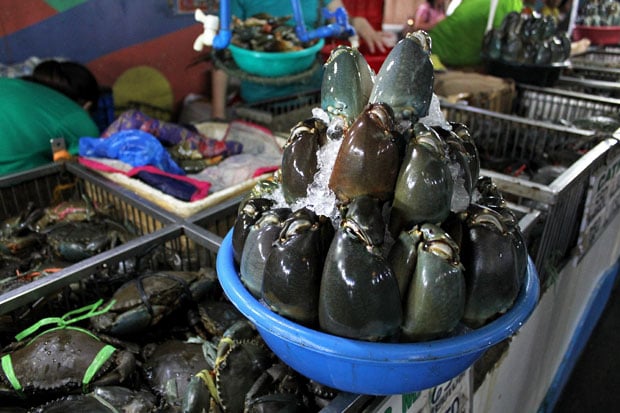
[79,129,185,175]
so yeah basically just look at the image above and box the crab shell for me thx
[240,208,292,299]
[328,103,402,205]
[232,197,275,265]
[459,204,522,328]
[244,362,313,413]
[28,386,157,413]
[389,123,454,235]
[261,208,333,327]
[44,219,134,262]
[321,45,375,123]
[142,340,213,410]
[195,299,247,338]
[215,339,274,413]
[0,329,135,399]
[280,118,327,204]
[318,219,402,341]
[398,223,466,342]
[369,30,434,122]
[90,269,218,336]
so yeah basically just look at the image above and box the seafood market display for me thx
[482,11,571,65]
[232,31,529,343]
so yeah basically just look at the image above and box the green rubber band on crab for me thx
[82,344,116,393]
[1,354,23,394]
[15,299,116,343]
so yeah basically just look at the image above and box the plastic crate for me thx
[442,102,620,286]
[512,84,620,131]
[0,162,176,314]
[233,89,321,134]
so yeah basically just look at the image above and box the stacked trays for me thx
[441,101,620,286]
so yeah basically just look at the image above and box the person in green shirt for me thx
[429,0,524,68]
[0,60,100,176]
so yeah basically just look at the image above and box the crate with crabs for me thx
[512,83,620,134]
[0,162,176,313]
[441,101,620,287]
[0,221,363,412]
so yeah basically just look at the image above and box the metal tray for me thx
[556,75,620,98]
[565,50,620,83]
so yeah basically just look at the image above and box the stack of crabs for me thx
[233,30,529,343]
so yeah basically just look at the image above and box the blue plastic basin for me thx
[216,229,540,395]
[228,38,324,77]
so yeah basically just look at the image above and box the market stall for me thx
[2,0,620,411]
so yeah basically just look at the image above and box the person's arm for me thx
[327,0,389,54]
[413,3,443,32]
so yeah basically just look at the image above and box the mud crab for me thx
[328,103,403,205]
[261,207,334,327]
[389,122,454,235]
[43,218,136,263]
[141,338,214,412]
[90,268,218,337]
[321,45,375,124]
[389,223,466,341]
[319,198,402,341]
[240,207,292,299]
[369,30,434,122]
[33,197,114,232]
[455,203,524,328]
[0,301,136,401]
[280,118,328,204]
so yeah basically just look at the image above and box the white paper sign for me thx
[576,151,620,259]
[371,368,472,413]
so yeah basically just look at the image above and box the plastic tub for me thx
[573,26,620,46]
[216,230,540,395]
[228,38,325,78]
